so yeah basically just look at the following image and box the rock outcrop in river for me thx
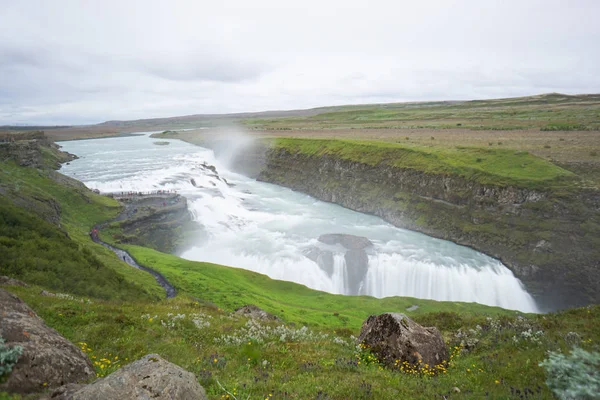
[305,233,373,295]
[110,194,192,254]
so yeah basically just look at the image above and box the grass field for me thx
[9,93,600,186]
[6,280,599,399]
[243,93,600,132]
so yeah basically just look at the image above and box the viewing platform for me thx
[103,190,179,200]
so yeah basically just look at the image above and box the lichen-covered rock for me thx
[52,354,207,400]
[0,289,95,394]
[357,313,448,368]
[46,383,87,399]
[234,304,280,321]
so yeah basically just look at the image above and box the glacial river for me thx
[60,132,538,312]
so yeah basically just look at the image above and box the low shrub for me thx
[0,337,23,378]
[539,347,600,400]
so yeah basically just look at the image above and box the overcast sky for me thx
[1,0,599,125]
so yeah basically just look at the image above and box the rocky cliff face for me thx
[109,195,192,254]
[229,145,599,311]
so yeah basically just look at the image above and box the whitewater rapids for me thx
[60,132,539,313]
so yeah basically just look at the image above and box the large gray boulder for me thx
[0,289,95,394]
[357,313,449,368]
[318,233,373,250]
[52,354,207,400]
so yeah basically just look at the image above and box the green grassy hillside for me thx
[0,160,164,301]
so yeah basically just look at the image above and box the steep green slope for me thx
[0,153,164,300]
[0,201,150,300]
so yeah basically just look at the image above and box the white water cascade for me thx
[59,132,539,313]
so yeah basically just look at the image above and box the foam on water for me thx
[59,132,539,313]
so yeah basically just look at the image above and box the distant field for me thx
[243,93,600,131]
[8,92,599,186]
[8,92,599,138]
[167,126,600,188]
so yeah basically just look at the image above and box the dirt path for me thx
[90,199,178,298]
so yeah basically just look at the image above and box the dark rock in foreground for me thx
[318,233,373,250]
[0,289,95,394]
[51,354,207,400]
[358,313,448,368]
[234,304,280,321]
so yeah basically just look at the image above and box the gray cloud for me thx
[141,51,267,83]
[0,0,599,125]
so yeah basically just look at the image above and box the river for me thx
[59,132,538,312]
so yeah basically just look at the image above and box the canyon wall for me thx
[228,144,599,311]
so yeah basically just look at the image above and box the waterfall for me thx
[331,254,349,294]
[363,253,538,312]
